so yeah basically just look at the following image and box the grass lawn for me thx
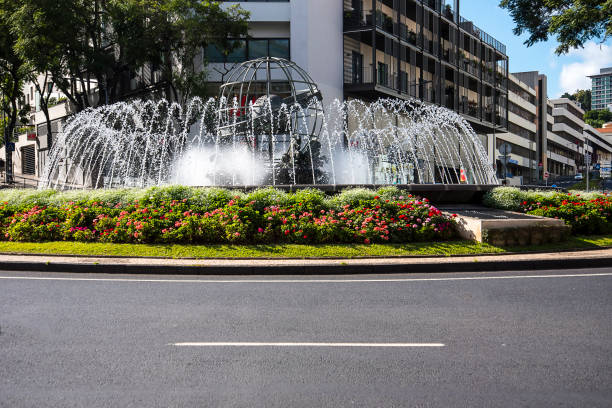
[0,235,610,259]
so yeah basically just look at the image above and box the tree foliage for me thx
[0,0,29,178]
[561,89,592,111]
[584,109,612,128]
[499,0,612,54]
[9,0,249,111]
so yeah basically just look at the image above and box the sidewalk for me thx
[0,248,610,275]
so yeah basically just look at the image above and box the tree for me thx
[11,0,249,111]
[499,0,612,54]
[584,109,612,128]
[0,0,30,183]
[560,89,592,111]
[135,0,249,105]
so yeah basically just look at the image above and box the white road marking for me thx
[171,342,445,348]
[0,272,611,284]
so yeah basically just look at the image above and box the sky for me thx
[459,1,612,98]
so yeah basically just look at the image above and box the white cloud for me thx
[558,42,612,95]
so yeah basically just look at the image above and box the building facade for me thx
[512,71,612,181]
[491,73,537,184]
[589,67,612,111]
[584,124,612,169]
[216,0,509,155]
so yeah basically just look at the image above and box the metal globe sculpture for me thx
[216,57,327,184]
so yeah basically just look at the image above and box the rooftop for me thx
[588,67,612,78]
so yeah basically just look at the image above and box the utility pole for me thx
[585,138,590,193]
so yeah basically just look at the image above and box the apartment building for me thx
[511,71,612,181]
[589,67,612,111]
[584,124,612,169]
[548,97,585,176]
[491,73,537,184]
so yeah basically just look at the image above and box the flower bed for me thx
[484,187,612,235]
[0,187,457,244]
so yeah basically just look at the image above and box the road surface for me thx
[1,268,611,407]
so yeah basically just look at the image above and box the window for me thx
[248,40,268,59]
[378,62,388,86]
[21,145,35,175]
[269,39,290,59]
[226,40,246,63]
[204,44,225,63]
[204,38,290,63]
[352,52,363,84]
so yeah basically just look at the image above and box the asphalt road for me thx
[1,268,611,407]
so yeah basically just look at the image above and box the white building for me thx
[491,73,537,185]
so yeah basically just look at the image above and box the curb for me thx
[0,254,611,275]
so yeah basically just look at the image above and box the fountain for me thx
[40,57,498,195]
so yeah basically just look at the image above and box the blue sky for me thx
[460,1,612,98]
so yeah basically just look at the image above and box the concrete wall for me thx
[290,0,344,107]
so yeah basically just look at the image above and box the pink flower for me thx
[258,228,264,233]
[364,238,370,244]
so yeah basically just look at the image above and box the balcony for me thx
[343,9,372,31]
[344,9,396,35]
[459,98,480,119]
[399,24,418,46]
[458,56,480,78]
[344,64,423,100]
[552,122,584,142]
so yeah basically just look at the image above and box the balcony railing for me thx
[345,65,423,98]
[459,16,506,54]
[343,9,371,31]
[399,24,418,46]
[459,98,480,118]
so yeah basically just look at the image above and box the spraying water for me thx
[39,95,497,189]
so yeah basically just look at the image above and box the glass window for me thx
[226,40,246,63]
[204,44,224,63]
[248,40,268,59]
[269,39,290,59]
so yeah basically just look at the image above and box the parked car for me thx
[574,173,583,180]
